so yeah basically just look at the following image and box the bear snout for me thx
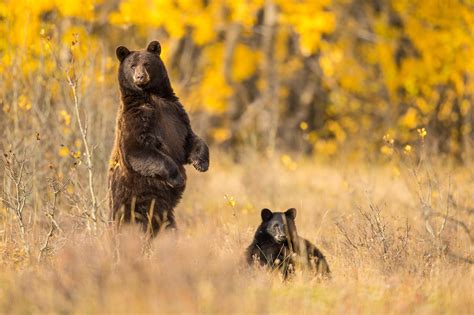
[133,65,150,86]
[273,226,287,242]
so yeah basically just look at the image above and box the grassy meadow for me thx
[1,150,473,314]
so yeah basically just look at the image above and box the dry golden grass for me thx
[0,150,473,314]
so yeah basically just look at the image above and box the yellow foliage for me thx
[59,146,70,157]
[73,151,81,159]
[417,128,427,139]
[232,44,260,82]
[279,0,335,55]
[56,0,100,21]
[228,0,263,29]
[415,98,432,115]
[280,154,297,171]
[380,145,394,156]
[400,107,418,129]
[383,133,395,145]
[74,139,82,148]
[17,95,31,111]
[315,139,338,156]
[196,44,232,113]
[327,120,346,142]
[299,121,308,131]
[224,194,236,208]
[211,128,231,143]
[59,110,71,126]
[404,144,412,155]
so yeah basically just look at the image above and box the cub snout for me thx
[272,223,287,242]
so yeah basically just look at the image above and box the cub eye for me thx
[131,64,136,69]
[143,62,149,67]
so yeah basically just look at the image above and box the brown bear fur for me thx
[246,208,331,279]
[108,41,209,234]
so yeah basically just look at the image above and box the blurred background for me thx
[1,0,473,163]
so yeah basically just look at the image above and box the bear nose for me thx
[133,66,150,85]
[134,73,146,82]
[274,224,285,238]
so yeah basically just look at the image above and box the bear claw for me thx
[166,171,185,188]
[192,158,209,172]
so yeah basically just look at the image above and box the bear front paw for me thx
[166,169,185,188]
[192,157,209,172]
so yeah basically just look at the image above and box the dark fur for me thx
[109,41,209,234]
[246,208,330,278]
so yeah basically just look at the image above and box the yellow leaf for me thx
[280,154,297,171]
[380,145,394,156]
[59,146,70,158]
[417,127,427,139]
[404,144,412,155]
[232,44,260,81]
[211,128,231,143]
[400,107,418,129]
[300,121,308,131]
[59,110,71,126]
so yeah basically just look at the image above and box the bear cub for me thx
[109,41,209,234]
[246,208,330,278]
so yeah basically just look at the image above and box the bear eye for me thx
[131,64,136,69]
[143,62,149,67]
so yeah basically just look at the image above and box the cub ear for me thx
[147,40,161,55]
[285,208,297,220]
[116,46,130,62]
[261,208,273,222]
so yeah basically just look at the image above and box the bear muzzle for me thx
[273,226,287,243]
[133,66,150,87]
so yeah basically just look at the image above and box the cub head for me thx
[259,208,298,244]
[116,41,171,94]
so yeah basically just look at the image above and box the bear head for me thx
[116,41,174,98]
[258,208,299,246]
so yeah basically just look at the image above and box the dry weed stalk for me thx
[398,136,473,264]
[411,171,473,264]
[146,198,156,238]
[64,35,99,233]
[38,178,65,261]
[336,201,410,270]
[1,149,32,256]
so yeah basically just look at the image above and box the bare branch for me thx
[38,178,66,261]
[65,38,99,233]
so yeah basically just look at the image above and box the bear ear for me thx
[285,208,297,220]
[261,208,273,222]
[147,40,161,55]
[116,46,130,62]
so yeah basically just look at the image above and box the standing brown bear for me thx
[109,41,209,234]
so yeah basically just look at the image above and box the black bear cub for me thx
[246,208,330,278]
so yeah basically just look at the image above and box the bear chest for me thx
[154,105,188,163]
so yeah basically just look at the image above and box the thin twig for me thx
[3,150,31,256]
[38,179,65,261]
[65,38,98,233]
